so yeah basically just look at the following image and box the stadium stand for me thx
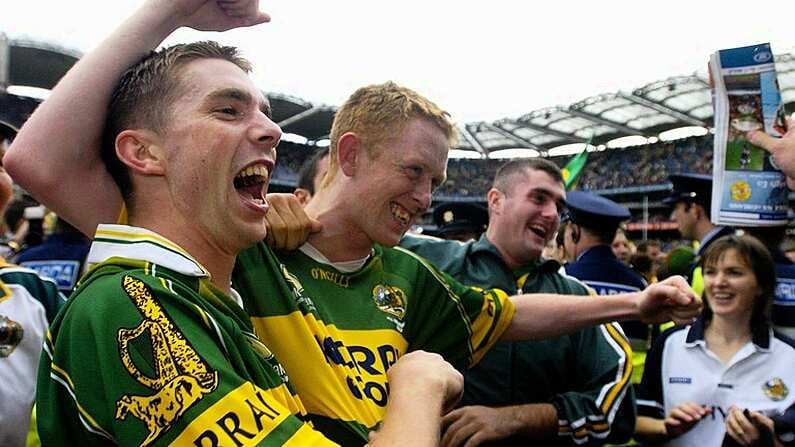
[1,32,793,239]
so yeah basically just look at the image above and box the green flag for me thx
[561,146,589,190]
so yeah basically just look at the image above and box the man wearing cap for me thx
[402,159,636,446]
[665,174,734,294]
[431,202,488,242]
[561,191,654,382]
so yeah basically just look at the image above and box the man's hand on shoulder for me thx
[264,193,322,251]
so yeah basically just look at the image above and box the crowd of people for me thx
[270,133,716,200]
[0,0,793,446]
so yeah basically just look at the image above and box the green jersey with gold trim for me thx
[37,225,338,447]
[233,241,515,445]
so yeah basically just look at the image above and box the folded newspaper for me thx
[710,43,789,226]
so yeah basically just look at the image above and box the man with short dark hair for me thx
[293,148,329,205]
[402,159,636,446]
[10,1,464,445]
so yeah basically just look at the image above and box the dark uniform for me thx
[429,201,488,242]
[15,230,90,294]
[563,191,654,382]
[771,247,795,339]
[664,174,734,290]
[401,234,635,446]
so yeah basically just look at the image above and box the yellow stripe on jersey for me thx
[170,382,330,446]
[393,246,515,365]
[468,289,515,366]
[49,362,113,439]
[599,323,633,416]
[250,312,408,428]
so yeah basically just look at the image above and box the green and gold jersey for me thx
[37,225,337,447]
[234,242,515,445]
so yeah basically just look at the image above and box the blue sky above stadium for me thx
[2,0,793,123]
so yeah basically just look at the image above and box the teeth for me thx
[390,203,411,225]
[235,164,270,180]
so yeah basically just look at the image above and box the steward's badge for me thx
[115,275,218,447]
[372,284,406,319]
[0,315,23,357]
[763,377,789,401]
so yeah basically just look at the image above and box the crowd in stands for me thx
[270,134,716,199]
[577,136,713,191]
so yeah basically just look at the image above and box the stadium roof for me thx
[2,34,793,155]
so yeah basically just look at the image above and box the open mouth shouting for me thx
[234,162,272,213]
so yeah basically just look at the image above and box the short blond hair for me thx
[325,82,457,183]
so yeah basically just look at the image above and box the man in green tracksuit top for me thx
[402,159,635,446]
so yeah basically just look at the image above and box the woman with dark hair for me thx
[635,235,795,446]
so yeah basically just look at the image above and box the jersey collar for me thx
[685,316,772,350]
[87,224,210,278]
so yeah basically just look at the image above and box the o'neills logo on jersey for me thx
[311,267,351,288]
[115,275,219,447]
[763,377,789,401]
[281,265,316,312]
[372,284,406,319]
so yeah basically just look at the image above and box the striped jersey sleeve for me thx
[394,246,515,370]
[553,322,635,445]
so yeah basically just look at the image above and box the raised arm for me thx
[3,0,269,236]
[502,276,700,340]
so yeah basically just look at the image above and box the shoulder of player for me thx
[0,265,64,308]
[66,270,172,318]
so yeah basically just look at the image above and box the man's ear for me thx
[337,132,361,177]
[115,129,166,176]
[487,188,503,215]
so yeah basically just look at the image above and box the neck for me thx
[695,221,716,243]
[485,229,537,271]
[128,213,236,294]
[305,183,374,262]
[571,234,602,259]
[706,315,752,344]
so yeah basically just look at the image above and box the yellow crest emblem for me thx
[115,276,218,447]
[763,377,789,401]
[372,284,407,319]
[730,180,752,201]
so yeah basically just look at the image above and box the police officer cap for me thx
[663,173,712,208]
[432,202,488,237]
[563,191,630,230]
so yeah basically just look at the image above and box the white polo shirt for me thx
[637,318,795,447]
